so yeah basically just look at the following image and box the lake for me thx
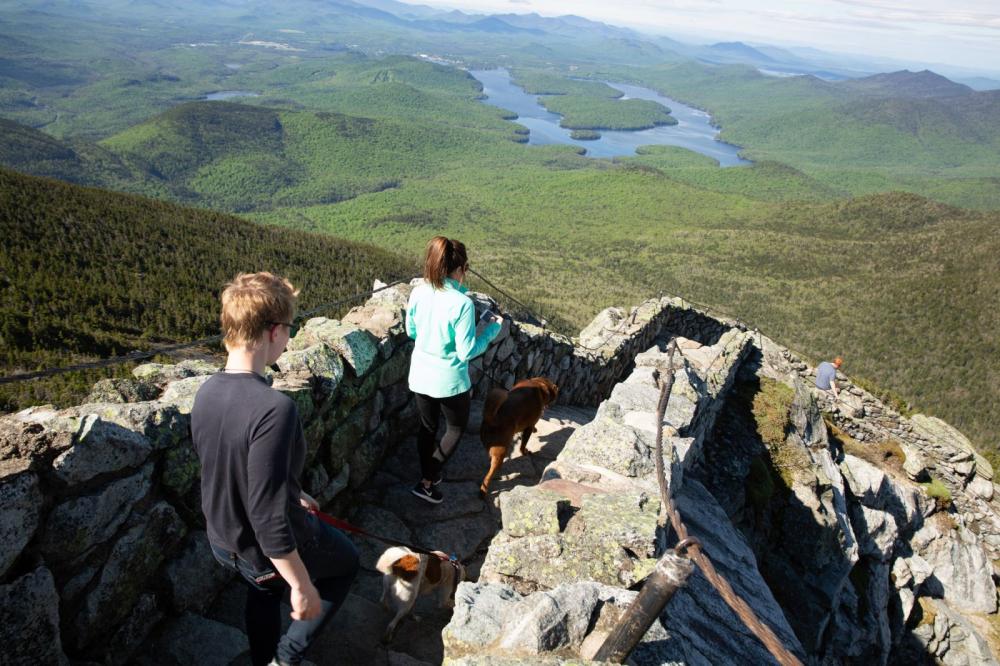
[469,69,750,166]
[204,90,260,101]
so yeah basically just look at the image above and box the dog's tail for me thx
[482,387,509,426]
[375,546,413,574]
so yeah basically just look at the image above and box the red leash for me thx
[309,508,459,564]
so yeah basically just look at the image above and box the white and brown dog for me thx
[375,546,465,642]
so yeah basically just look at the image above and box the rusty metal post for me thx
[591,551,694,663]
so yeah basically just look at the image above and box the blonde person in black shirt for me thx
[192,272,358,666]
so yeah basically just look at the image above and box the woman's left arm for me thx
[454,300,501,362]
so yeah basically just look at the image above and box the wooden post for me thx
[591,551,695,663]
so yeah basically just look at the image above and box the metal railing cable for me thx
[466,267,548,328]
[651,338,803,666]
[0,276,417,386]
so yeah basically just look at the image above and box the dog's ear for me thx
[391,554,422,581]
[541,378,559,404]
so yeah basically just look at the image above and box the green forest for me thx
[0,167,416,410]
[0,0,997,459]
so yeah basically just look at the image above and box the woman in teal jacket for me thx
[406,236,502,503]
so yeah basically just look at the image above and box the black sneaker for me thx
[411,482,443,504]
[431,475,443,486]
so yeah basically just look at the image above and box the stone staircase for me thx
[197,400,596,665]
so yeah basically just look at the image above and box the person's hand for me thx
[299,491,319,512]
[289,580,322,620]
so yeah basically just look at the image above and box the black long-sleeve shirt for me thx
[192,372,316,570]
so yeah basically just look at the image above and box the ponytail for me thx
[423,236,468,289]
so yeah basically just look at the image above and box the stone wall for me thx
[0,280,698,665]
[443,320,1000,666]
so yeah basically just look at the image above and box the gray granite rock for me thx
[73,502,187,649]
[276,342,345,393]
[0,566,69,666]
[500,486,566,538]
[40,463,153,564]
[0,470,41,577]
[912,522,997,613]
[106,593,162,666]
[163,531,234,612]
[136,612,249,666]
[291,317,380,378]
[52,414,153,485]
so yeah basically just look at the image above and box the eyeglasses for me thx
[268,321,299,337]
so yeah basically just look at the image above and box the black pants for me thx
[415,390,471,482]
[211,516,359,666]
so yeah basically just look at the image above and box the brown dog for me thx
[479,377,559,495]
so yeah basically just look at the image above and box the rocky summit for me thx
[1,284,998,665]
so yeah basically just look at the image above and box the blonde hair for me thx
[220,272,299,349]
[423,236,468,289]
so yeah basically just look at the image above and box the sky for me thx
[411,0,1000,74]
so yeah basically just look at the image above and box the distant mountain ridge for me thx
[844,69,975,98]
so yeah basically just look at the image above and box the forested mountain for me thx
[0,167,417,410]
[1,0,998,458]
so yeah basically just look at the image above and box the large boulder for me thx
[481,491,659,591]
[72,502,187,648]
[290,317,380,378]
[51,414,154,485]
[40,463,154,565]
[276,342,345,394]
[906,597,997,666]
[0,566,69,666]
[443,581,638,661]
[911,521,997,613]
[162,531,234,612]
[0,470,42,577]
[135,612,248,666]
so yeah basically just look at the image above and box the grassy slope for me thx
[0,167,417,410]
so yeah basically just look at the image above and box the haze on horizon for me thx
[413,0,1000,75]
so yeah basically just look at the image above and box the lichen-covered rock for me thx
[277,343,345,393]
[161,441,200,497]
[52,414,153,485]
[71,401,187,450]
[481,492,658,590]
[158,375,213,413]
[349,422,390,488]
[0,470,41,577]
[500,486,566,538]
[290,317,380,378]
[40,463,153,564]
[0,566,69,666]
[343,302,406,341]
[72,502,187,649]
[558,416,654,479]
[86,378,160,404]
[443,582,521,655]
[0,410,75,465]
[106,593,162,666]
[163,531,233,612]
[132,359,217,384]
